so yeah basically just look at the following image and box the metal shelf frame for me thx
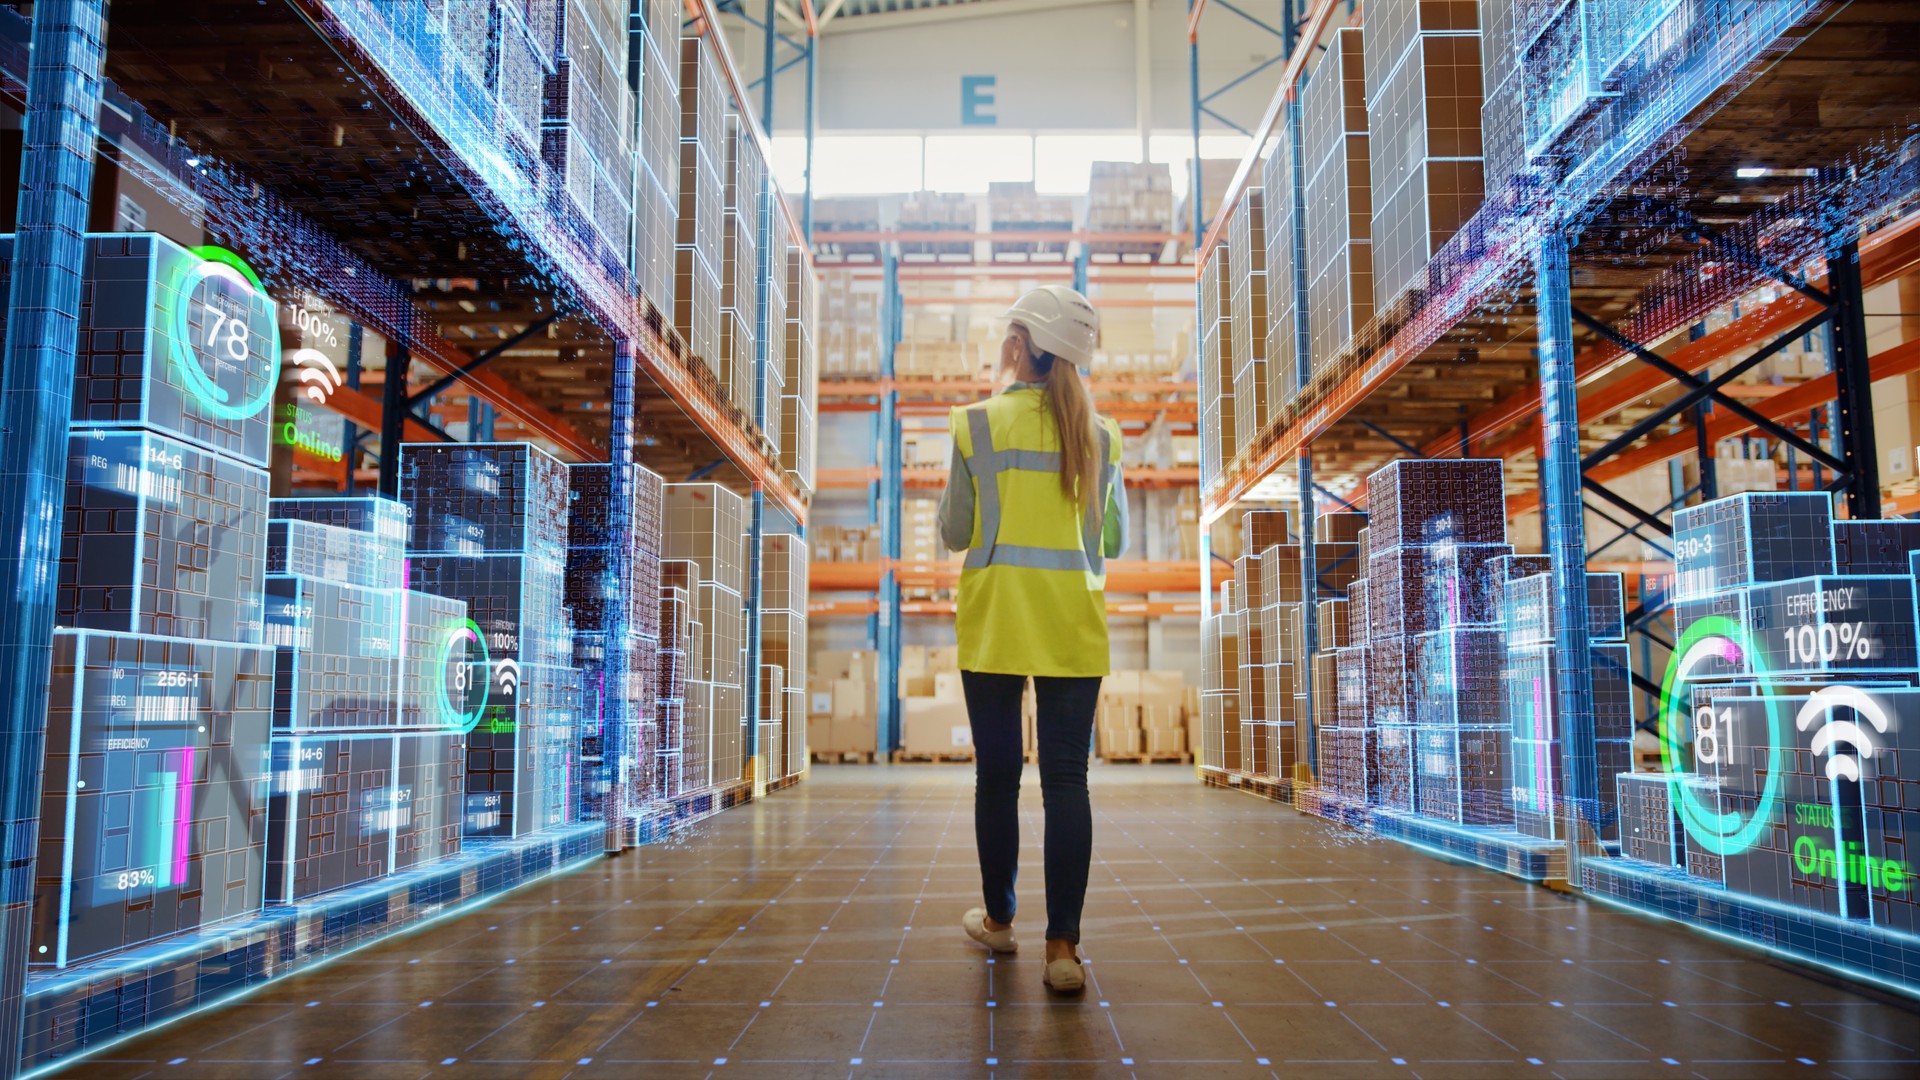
[0,0,823,1067]
[1186,0,1920,983]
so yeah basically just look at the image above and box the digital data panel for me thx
[34,630,274,968]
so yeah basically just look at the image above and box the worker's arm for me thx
[938,441,975,551]
[1102,463,1129,559]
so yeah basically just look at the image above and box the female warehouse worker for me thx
[936,284,1127,994]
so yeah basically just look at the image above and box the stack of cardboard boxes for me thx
[899,645,971,758]
[1095,671,1197,760]
[896,311,978,380]
[819,270,884,377]
[989,181,1075,259]
[807,649,880,758]
[899,191,974,260]
[812,524,882,563]
[1088,161,1174,259]
[1180,158,1245,246]
[1092,285,1186,382]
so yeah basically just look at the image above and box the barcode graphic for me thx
[114,463,183,505]
[135,694,194,725]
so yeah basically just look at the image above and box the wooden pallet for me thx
[810,750,878,765]
[890,751,976,764]
[1099,753,1192,765]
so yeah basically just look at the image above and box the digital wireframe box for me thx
[265,729,464,904]
[33,630,274,968]
[0,233,282,468]
[401,442,572,559]
[1671,491,1833,602]
[60,427,269,645]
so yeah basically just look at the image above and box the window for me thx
[923,135,1033,193]
[1033,135,1145,194]
[809,136,924,196]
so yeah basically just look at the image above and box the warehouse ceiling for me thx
[833,0,989,19]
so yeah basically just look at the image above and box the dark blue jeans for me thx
[961,671,1101,944]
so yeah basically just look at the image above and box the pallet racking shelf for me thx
[1188,0,1920,990]
[807,215,1203,752]
[0,0,827,1066]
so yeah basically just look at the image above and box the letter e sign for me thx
[961,75,997,126]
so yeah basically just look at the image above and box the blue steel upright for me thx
[745,106,776,791]
[1285,91,1318,775]
[0,0,107,1070]
[602,339,636,849]
[878,248,902,752]
[1535,228,1599,872]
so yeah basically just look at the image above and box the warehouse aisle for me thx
[63,767,1917,1079]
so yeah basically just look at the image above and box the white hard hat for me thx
[1005,285,1098,368]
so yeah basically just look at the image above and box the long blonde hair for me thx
[1033,351,1102,519]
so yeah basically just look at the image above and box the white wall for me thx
[725,0,1296,137]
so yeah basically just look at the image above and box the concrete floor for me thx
[58,764,1919,1079]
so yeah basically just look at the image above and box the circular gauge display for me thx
[1657,614,1786,857]
[169,257,281,420]
[436,619,492,733]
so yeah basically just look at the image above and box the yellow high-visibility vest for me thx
[950,389,1124,678]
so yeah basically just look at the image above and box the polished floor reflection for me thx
[59,764,1919,1079]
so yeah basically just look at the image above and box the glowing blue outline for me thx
[165,257,280,421]
[1658,614,1787,857]
[1582,878,1920,1004]
[20,825,606,1079]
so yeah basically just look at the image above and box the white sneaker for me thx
[1043,955,1086,993]
[962,907,1018,954]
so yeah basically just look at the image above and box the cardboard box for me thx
[933,671,965,700]
[833,715,877,753]
[1144,722,1187,758]
[832,676,871,721]
[902,697,971,755]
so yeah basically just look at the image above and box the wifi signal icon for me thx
[289,347,344,404]
[1796,685,1892,782]
[496,658,521,699]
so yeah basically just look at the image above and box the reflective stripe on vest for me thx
[962,408,1113,575]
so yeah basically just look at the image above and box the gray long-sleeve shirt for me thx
[936,382,1129,562]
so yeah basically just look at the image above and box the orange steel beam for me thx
[900,296,1193,309]
[810,598,881,616]
[1186,0,1209,40]
[810,560,1199,592]
[904,599,1199,616]
[813,598,1200,617]
[844,263,1195,276]
[1505,335,1920,517]
[812,230,1186,246]
[895,401,1198,422]
[892,269,1192,283]
[1434,212,1920,461]
[817,466,884,487]
[892,465,1198,488]
[820,379,1198,397]
[320,382,445,445]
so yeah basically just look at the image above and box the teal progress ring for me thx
[1657,613,1786,857]
[169,258,281,420]
[437,619,491,734]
